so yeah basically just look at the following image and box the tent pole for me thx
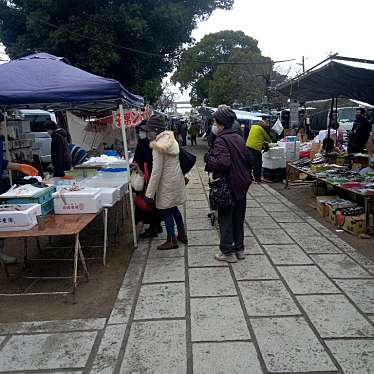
[119,103,137,248]
[4,111,13,185]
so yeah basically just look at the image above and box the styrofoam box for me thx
[265,146,286,158]
[0,204,41,231]
[263,156,287,169]
[99,188,120,207]
[81,177,127,198]
[53,188,102,214]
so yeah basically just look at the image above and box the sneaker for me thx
[215,253,237,263]
[236,251,246,260]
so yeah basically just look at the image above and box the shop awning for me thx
[0,53,144,111]
[276,56,374,106]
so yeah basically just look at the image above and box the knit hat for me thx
[213,105,237,128]
[145,115,166,134]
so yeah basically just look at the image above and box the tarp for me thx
[0,53,144,111]
[277,56,374,106]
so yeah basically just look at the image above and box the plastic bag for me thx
[272,118,284,136]
[130,170,144,192]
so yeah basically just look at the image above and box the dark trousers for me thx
[190,135,197,145]
[161,206,185,239]
[248,148,262,182]
[218,197,246,255]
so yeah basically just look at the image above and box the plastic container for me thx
[53,188,102,214]
[0,185,56,205]
[41,199,54,215]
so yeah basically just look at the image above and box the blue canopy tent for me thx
[0,53,144,247]
[0,53,143,111]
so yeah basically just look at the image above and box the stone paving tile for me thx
[232,255,279,280]
[310,254,372,279]
[248,189,272,197]
[246,199,260,208]
[264,244,313,265]
[252,195,278,202]
[251,317,336,373]
[109,243,148,325]
[189,267,236,297]
[342,249,374,275]
[90,324,127,374]
[120,320,186,374]
[239,280,300,317]
[369,315,374,323]
[186,194,207,201]
[134,283,185,319]
[186,209,211,219]
[186,218,216,230]
[148,241,185,258]
[193,342,262,374]
[326,339,374,374]
[244,236,264,254]
[252,228,294,245]
[334,279,374,314]
[280,222,321,238]
[269,211,305,223]
[188,246,227,267]
[293,236,341,254]
[245,208,269,217]
[0,318,106,335]
[190,297,249,342]
[278,265,340,294]
[297,294,374,338]
[142,257,185,283]
[246,215,279,229]
[186,200,209,209]
[261,203,291,212]
[243,224,254,237]
[0,331,97,371]
[187,230,220,246]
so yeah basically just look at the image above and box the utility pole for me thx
[302,56,305,73]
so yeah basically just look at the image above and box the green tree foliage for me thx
[173,30,285,107]
[0,0,233,102]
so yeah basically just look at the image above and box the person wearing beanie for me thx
[205,106,252,263]
[144,115,187,250]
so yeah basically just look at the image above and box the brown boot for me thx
[157,237,179,251]
[177,230,188,244]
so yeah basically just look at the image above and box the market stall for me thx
[276,55,374,236]
[0,53,143,295]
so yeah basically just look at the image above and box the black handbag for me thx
[179,148,196,175]
[209,177,233,211]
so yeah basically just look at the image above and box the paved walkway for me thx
[0,153,374,373]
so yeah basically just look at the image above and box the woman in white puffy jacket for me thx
[145,115,187,250]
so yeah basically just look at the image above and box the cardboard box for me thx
[342,214,366,235]
[316,196,337,217]
[327,204,337,225]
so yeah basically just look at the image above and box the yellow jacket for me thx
[246,124,271,151]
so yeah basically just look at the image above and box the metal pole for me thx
[3,111,12,185]
[119,103,138,248]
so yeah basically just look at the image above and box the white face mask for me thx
[211,125,219,135]
[139,131,147,139]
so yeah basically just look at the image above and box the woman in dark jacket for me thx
[132,121,162,238]
[45,121,72,177]
[205,106,252,263]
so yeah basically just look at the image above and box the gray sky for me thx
[173,0,374,103]
[193,0,374,71]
